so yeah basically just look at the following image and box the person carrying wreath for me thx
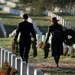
[45,17,64,67]
[14,14,37,63]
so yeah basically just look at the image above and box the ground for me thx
[32,62,75,69]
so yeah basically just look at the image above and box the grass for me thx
[27,11,75,35]
[0,10,22,37]
[42,68,75,75]
[0,7,75,74]
[27,13,51,35]
[0,38,13,50]
[0,38,75,75]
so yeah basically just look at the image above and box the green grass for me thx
[27,12,75,35]
[0,37,13,50]
[0,38,75,75]
[0,3,5,5]
[0,10,22,37]
[42,68,75,75]
[27,13,51,35]
[0,8,75,75]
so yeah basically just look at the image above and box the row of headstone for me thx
[6,1,17,7]
[0,0,19,4]
[0,46,42,75]
[0,20,6,37]
[0,6,21,15]
[0,0,6,3]
[33,22,42,37]
[9,17,42,37]
[60,8,75,16]
[0,1,42,37]
[11,0,19,2]
[44,10,73,30]
[36,33,55,46]
[36,33,75,55]
[53,7,75,16]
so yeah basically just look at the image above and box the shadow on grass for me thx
[27,13,46,17]
[0,12,21,19]
[38,26,48,35]
[54,12,74,17]
[4,24,16,37]
[42,67,75,75]
[32,18,50,21]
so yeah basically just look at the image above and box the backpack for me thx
[52,30,62,39]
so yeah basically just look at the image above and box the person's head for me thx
[50,17,59,24]
[23,14,28,20]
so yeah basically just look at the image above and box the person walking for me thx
[14,14,37,63]
[45,17,64,67]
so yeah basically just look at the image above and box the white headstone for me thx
[27,64,34,75]
[36,34,39,45]
[20,61,27,75]
[34,69,42,75]
[15,57,21,75]
[11,54,16,68]
[1,48,5,67]
[4,50,8,62]
[8,51,12,65]
[42,35,45,43]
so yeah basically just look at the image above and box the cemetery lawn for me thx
[0,10,22,37]
[0,38,75,75]
[0,10,75,75]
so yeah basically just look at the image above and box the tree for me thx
[19,0,75,11]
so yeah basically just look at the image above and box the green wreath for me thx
[31,41,37,57]
[44,43,50,58]
[64,29,75,46]
[12,41,19,56]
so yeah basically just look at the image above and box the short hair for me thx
[23,14,28,19]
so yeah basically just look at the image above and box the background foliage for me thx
[19,0,75,11]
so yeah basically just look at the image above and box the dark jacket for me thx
[14,20,36,44]
[46,23,64,56]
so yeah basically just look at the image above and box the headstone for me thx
[4,50,8,62]
[20,61,27,75]
[49,34,52,44]
[73,44,75,49]
[36,34,39,45]
[68,46,71,55]
[0,0,6,3]
[15,57,21,75]
[63,43,66,49]
[42,35,45,43]
[1,48,5,67]
[0,47,2,67]
[11,54,16,68]
[27,64,34,75]
[62,19,65,26]
[8,51,12,65]
[34,69,42,75]
[64,21,67,28]
[44,74,51,75]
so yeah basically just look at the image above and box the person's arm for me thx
[45,26,50,43]
[14,24,20,41]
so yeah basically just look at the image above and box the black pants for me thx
[19,43,31,63]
